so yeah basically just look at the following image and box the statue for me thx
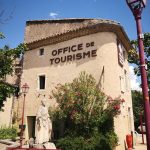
[35,99,52,144]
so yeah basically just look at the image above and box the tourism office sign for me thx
[49,41,97,65]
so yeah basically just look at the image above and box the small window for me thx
[120,76,125,93]
[39,48,44,56]
[124,70,129,92]
[117,41,125,67]
[39,75,45,89]
[123,50,126,61]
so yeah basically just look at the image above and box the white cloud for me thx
[129,66,141,91]
[49,12,58,18]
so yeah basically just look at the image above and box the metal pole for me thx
[20,94,26,148]
[135,12,150,150]
[140,112,144,144]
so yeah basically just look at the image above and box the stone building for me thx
[15,18,134,150]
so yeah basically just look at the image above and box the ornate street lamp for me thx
[126,0,146,11]
[126,0,150,149]
[20,83,29,147]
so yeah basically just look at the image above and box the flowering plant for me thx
[49,72,121,149]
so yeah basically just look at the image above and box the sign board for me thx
[49,41,97,65]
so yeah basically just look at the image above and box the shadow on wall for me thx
[97,66,105,91]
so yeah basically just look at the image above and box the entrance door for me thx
[27,116,36,139]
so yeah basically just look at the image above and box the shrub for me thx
[56,136,85,150]
[49,72,121,150]
[56,131,118,150]
[0,126,17,140]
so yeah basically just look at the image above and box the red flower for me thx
[114,105,120,110]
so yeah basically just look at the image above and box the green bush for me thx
[0,126,17,140]
[56,136,85,150]
[56,131,118,150]
[105,131,118,149]
[50,72,121,150]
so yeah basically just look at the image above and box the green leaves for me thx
[0,32,5,39]
[144,33,150,57]
[128,32,150,89]
[132,91,144,129]
[51,72,106,125]
[49,72,121,148]
[0,126,17,140]
[0,82,16,111]
[0,34,27,110]
[56,132,118,150]
[52,72,121,125]
[0,44,26,78]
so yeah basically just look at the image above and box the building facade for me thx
[14,19,134,150]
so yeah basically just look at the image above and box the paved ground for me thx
[134,133,146,150]
[0,135,147,150]
[0,143,8,150]
[134,143,147,150]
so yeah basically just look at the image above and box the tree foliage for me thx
[49,72,122,150]
[0,32,5,39]
[0,34,27,110]
[131,91,143,130]
[128,33,150,129]
[128,32,150,89]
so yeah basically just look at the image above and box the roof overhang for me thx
[25,19,132,52]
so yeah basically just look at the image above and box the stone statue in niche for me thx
[35,99,56,149]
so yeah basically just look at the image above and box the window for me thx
[120,76,125,93]
[39,48,44,56]
[124,70,129,92]
[39,75,45,89]
[120,70,129,93]
[117,41,125,67]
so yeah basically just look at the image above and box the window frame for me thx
[124,70,129,92]
[117,40,126,67]
[120,75,125,93]
[39,48,44,56]
[38,74,46,90]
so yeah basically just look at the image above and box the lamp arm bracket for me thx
[138,33,144,39]
[140,64,146,67]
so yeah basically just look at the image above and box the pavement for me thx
[0,135,147,150]
[0,140,19,150]
[134,133,146,150]
[134,143,147,150]
[0,143,8,150]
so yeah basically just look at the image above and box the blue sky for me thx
[0,0,150,48]
[0,0,149,90]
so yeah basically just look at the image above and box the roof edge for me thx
[25,20,132,51]
[26,18,120,25]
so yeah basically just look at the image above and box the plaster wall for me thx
[0,97,13,127]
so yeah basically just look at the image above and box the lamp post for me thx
[126,0,150,149]
[20,83,29,147]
